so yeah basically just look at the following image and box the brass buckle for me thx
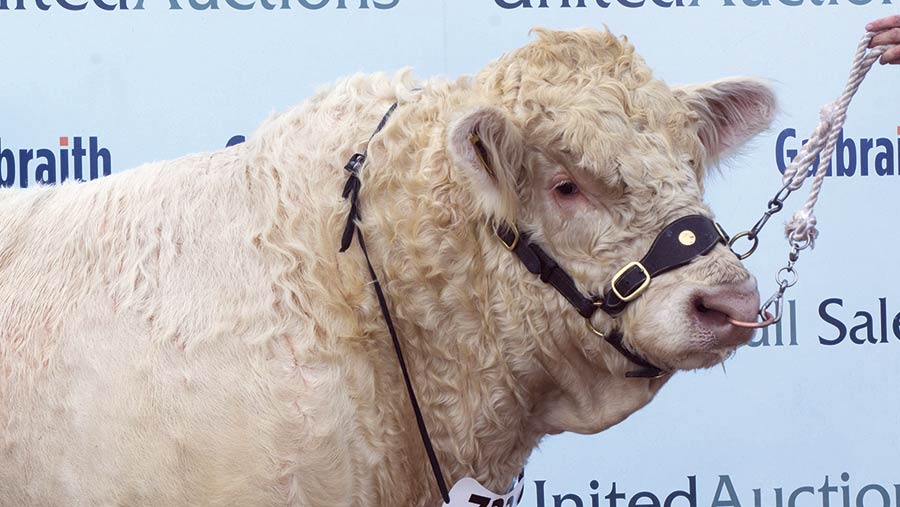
[610,261,651,302]
[498,224,520,251]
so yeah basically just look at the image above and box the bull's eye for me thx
[554,181,579,196]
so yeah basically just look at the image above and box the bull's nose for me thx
[691,278,761,346]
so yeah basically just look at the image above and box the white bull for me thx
[0,27,773,506]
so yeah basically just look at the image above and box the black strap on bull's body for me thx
[338,103,452,503]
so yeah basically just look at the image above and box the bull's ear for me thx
[448,106,523,224]
[674,78,776,161]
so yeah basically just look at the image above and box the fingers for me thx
[880,45,900,65]
[871,27,900,47]
[867,14,900,33]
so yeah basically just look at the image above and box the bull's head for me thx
[443,28,773,435]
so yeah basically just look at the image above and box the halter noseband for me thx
[496,215,730,378]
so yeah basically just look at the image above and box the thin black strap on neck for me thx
[604,331,663,378]
[338,103,451,503]
[339,103,398,253]
[354,229,451,503]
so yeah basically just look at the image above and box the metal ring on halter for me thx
[728,231,759,260]
[586,319,605,338]
[790,237,812,251]
[776,267,799,288]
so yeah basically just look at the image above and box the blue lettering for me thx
[775,128,796,174]
[554,493,585,507]
[58,0,86,8]
[860,138,873,175]
[875,137,894,175]
[188,0,217,8]
[857,485,890,507]
[837,130,856,176]
[35,148,56,185]
[0,136,111,188]
[537,481,547,507]
[712,476,742,507]
[819,477,839,507]
[631,492,661,507]
[72,136,86,181]
[0,139,14,187]
[849,311,874,344]
[665,477,697,507]
[226,135,246,147]
[18,149,33,188]
[788,487,814,507]
[60,147,69,182]
[819,298,846,345]
[608,482,627,507]
[89,136,111,179]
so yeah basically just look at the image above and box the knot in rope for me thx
[785,209,818,248]
[818,101,837,128]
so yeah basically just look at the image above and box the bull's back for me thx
[0,147,322,506]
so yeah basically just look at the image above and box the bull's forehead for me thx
[479,28,704,183]
[526,79,700,181]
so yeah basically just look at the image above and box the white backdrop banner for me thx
[2,2,898,506]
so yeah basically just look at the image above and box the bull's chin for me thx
[672,348,735,371]
[669,329,751,370]
[634,329,751,372]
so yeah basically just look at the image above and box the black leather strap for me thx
[599,215,727,315]
[339,102,398,253]
[355,229,451,503]
[604,331,664,378]
[497,225,598,319]
[339,103,451,503]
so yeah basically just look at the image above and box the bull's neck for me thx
[348,141,545,498]
[344,95,663,501]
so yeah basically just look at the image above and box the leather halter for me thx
[497,215,730,378]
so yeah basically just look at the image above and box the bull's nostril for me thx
[694,298,710,314]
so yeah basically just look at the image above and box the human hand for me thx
[867,15,900,64]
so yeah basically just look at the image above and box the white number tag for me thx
[442,474,525,507]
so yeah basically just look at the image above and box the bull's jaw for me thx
[529,345,671,436]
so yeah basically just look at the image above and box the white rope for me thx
[781,32,897,248]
